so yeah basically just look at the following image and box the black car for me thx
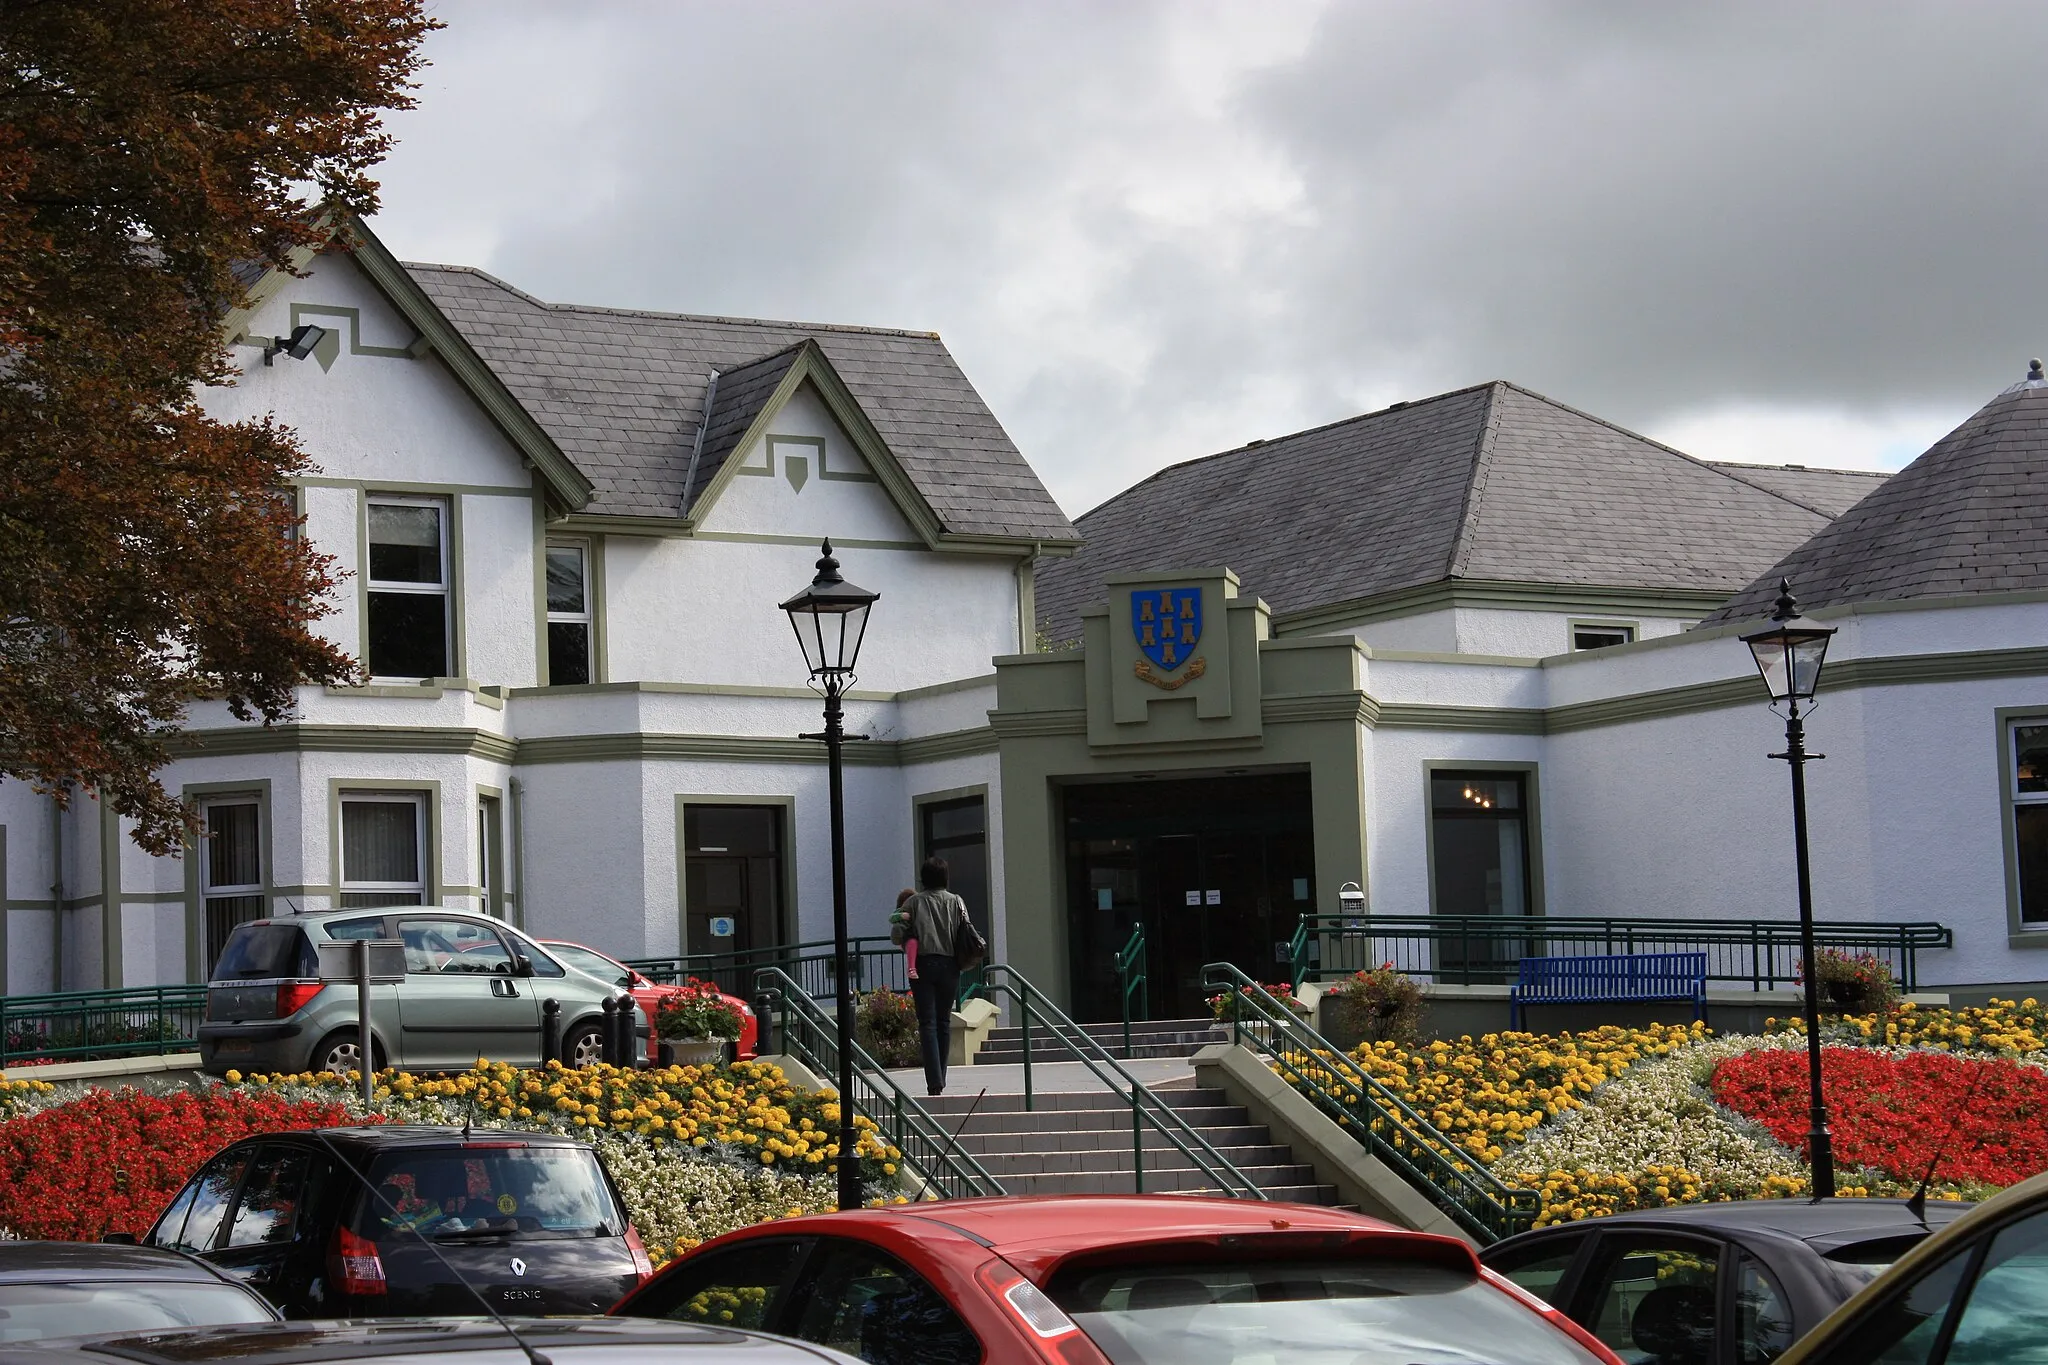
[1482,1198,1978,1365]
[0,1319,862,1365]
[142,1125,653,1318]
[0,1242,277,1343]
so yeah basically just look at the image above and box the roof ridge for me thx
[1070,380,1501,525]
[1445,381,1509,579]
[1708,460,1887,478]
[1706,462,1862,518]
[400,261,941,340]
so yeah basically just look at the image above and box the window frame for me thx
[1997,710,2048,943]
[337,789,432,908]
[1569,619,1638,652]
[363,493,453,682]
[543,538,596,686]
[1423,761,1544,920]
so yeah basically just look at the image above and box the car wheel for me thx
[563,1022,606,1070]
[313,1031,382,1077]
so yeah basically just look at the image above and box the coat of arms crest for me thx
[1131,587,1205,689]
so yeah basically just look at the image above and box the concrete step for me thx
[973,1145,1296,1177]
[922,1087,1232,1115]
[921,1104,1252,1135]
[991,1164,1328,1197]
[974,1041,1220,1064]
[960,1124,1270,1154]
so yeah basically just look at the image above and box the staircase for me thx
[923,1082,1339,1204]
[972,1016,1226,1065]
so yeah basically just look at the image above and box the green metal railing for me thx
[629,938,903,1001]
[980,964,1267,1200]
[0,985,210,1067]
[1203,962,1539,1243]
[1288,914,1953,994]
[752,967,1005,1202]
[1115,924,1149,1057]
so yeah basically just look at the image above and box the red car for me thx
[541,940,758,1063]
[611,1195,1624,1365]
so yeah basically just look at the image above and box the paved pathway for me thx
[886,1056,1197,1096]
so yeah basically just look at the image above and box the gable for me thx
[689,380,921,543]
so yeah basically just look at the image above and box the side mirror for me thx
[512,955,536,979]
[102,1232,139,1246]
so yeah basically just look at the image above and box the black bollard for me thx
[541,998,561,1065]
[615,994,641,1068]
[598,995,619,1067]
[751,992,776,1056]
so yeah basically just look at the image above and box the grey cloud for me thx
[373,1,2048,515]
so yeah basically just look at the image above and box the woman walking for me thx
[903,856,969,1096]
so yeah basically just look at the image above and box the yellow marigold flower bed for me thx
[1771,998,2048,1058]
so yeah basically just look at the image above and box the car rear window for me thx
[0,1281,273,1341]
[1048,1255,1609,1365]
[1825,1234,1930,1287]
[211,924,316,981]
[354,1146,623,1244]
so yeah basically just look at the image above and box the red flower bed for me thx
[0,1087,365,1241]
[1712,1048,2048,1187]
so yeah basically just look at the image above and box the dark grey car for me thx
[0,1242,277,1342]
[197,907,639,1075]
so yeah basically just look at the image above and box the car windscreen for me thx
[355,1146,623,1244]
[211,924,316,981]
[1048,1255,1609,1365]
[548,943,632,988]
[0,1281,274,1341]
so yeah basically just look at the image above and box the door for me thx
[393,916,541,1068]
[781,1236,982,1365]
[623,1236,814,1328]
[209,1143,317,1310]
[683,805,784,976]
[1571,1232,1723,1365]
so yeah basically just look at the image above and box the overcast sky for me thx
[367,1,2048,517]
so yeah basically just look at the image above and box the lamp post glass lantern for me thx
[781,538,880,1213]
[1740,579,1838,1199]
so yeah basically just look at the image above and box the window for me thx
[1430,772,1533,917]
[1487,1235,1586,1303]
[2012,721,2048,926]
[200,798,264,973]
[1735,1254,1794,1365]
[1578,1238,1719,1365]
[396,915,511,974]
[159,1150,251,1252]
[366,497,449,680]
[341,793,427,908]
[226,1145,311,1248]
[787,1238,981,1365]
[1940,1207,2048,1365]
[633,1237,811,1330]
[1572,623,1636,651]
[478,794,502,918]
[545,542,592,685]
[920,795,989,942]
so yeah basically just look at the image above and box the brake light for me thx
[624,1224,654,1283]
[276,981,325,1016]
[974,1260,1109,1364]
[330,1226,386,1296]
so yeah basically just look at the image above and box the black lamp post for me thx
[1740,579,1838,1199]
[781,538,879,1213]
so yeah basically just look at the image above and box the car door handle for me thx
[492,978,521,998]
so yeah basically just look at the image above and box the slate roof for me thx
[1704,365,2048,625]
[403,263,1075,542]
[685,343,804,507]
[1034,381,1849,640]
[1708,463,1889,517]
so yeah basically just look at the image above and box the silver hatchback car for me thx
[197,907,644,1075]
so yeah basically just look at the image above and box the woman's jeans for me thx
[911,952,960,1094]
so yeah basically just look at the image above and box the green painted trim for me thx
[988,708,1090,740]
[296,476,532,500]
[221,227,329,349]
[1372,649,1543,667]
[355,489,469,680]
[508,680,895,702]
[896,673,998,703]
[544,533,604,685]
[1998,708,2048,937]
[343,224,593,511]
[182,781,275,983]
[1273,578,1730,637]
[590,533,609,684]
[508,777,527,931]
[286,302,415,359]
[449,492,468,681]
[1375,704,1548,734]
[329,779,444,908]
[680,530,926,551]
[899,727,999,765]
[532,479,551,687]
[1421,760,1545,923]
[1016,558,1036,654]
[98,796,121,989]
[169,725,518,764]
[0,827,8,992]
[674,795,798,957]
[477,785,506,920]
[518,733,899,767]
[1566,618,1642,651]
[1262,691,1378,727]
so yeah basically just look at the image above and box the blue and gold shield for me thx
[1132,587,1202,669]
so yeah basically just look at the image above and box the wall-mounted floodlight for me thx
[264,324,331,366]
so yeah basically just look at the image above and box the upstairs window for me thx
[366,498,449,680]
[1571,623,1635,651]
[200,798,264,974]
[2014,720,2048,926]
[545,542,592,685]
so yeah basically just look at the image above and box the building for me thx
[3,215,2042,1015]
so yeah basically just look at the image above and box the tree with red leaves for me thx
[0,0,437,853]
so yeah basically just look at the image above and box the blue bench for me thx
[1509,952,1707,1029]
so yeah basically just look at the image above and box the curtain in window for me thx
[342,800,421,884]
[204,803,260,891]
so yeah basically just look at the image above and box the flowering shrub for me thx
[1800,949,1902,1015]
[655,980,747,1041]
[0,1086,360,1241]
[1208,982,1296,1022]
[855,991,920,1069]
[1712,1047,2048,1189]
[1330,965,1425,1046]
[583,1133,838,1264]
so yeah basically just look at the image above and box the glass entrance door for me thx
[683,805,785,978]
[1064,772,1316,1020]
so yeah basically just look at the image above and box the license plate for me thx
[217,1039,253,1056]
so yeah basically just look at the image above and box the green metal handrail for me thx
[1115,924,1149,1056]
[628,937,902,1000]
[1290,914,1953,993]
[0,984,209,1067]
[752,967,1005,1202]
[979,964,1267,1201]
[1203,962,1540,1243]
